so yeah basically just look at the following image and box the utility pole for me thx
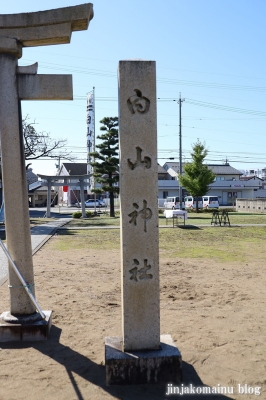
[177,93,185,208]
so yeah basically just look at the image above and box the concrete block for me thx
[17,62,38,74]
[0,4,93,30]
[0,311,52,342]
[0,37,22,57]
[105,334,182,385]
[0,23,72,48]
[0,4,94,47]
[18,74,73,100]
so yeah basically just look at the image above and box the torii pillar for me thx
[0,4,93,341]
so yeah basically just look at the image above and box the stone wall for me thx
[236,198,266,213]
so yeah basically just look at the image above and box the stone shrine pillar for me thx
[0,4,93,341]
[119,61,160,351]
[105,61,182,385]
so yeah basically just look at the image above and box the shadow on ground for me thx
[1,324,234,400]
[29,209,73,219]
[176,225,202,230]
[187,217,212,221]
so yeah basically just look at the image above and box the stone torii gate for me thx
[38,174,92,218]
[0,4,93,341]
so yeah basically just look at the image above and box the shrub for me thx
[186,208,196,213]
[220,207,234,213]
[72,211,82,219]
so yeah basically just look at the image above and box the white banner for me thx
[86,91,95,193]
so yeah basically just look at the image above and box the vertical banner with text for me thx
[86,90,95,193]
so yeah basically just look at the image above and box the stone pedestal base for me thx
[0,310,52,342]
[105,334,182,385]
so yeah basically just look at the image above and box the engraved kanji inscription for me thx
[129,259,153,282]
[127,146,151,170]
[127,89,150,114]
[128,200,152,232]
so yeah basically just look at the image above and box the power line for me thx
[185,99,266,117]
[158,124,266,136]
[73,94,266,119]
[21,58,266,94]
[28,50,266,83]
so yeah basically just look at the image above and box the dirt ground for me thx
[0,232,265,400]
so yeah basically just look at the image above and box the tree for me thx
[179,140,215,212]
[89,117,119,217]
[0,117,75,190]
[22,116,75,162]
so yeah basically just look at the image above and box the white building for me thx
[160,162,263,206]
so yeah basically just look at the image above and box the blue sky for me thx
[2,0,266,175]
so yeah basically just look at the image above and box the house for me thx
[243,168,266,179]
[240,175,266,198]
[157,164,178,200]
[57,162,173,206]
[207,164,263,205]
[28,182,57,207]
[27,168,58,207]
[58,162,106,205]
[54,161,264,207]
[58,163,88,205]
[162,161,263,205]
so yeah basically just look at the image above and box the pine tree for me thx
[179,140,215,212]
[89,117,119,217]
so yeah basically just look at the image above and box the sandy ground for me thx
[0,233,265,400]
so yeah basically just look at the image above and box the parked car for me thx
[75,199,105,208]
[184,196,203,209]
[184,195,219,210]
[202,196,219,209]
[164,196,185,210]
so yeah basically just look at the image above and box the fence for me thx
[236,198,266,213]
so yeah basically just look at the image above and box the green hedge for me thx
[72,211,82,219]
[72,210,96,219]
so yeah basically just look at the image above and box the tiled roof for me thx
[26,168,38,185]
[240,176,263,181]
[61,163,87,175]
[208,164,242,175]
[164,161,242,176]
[158,164,167,174]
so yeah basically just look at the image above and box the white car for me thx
[75,199,105,208]
[164,196,185,210]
